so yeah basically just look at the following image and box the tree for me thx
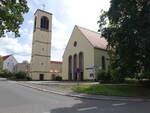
[0,0,29,37]
[22,60,28,64]
[98,0,150,79]
[0,56,3,70]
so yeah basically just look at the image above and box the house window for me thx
[7,62,9,67]
[102,56,106,70]
[40,16,49,30]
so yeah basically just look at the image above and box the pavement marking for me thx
[77,106,97,111]
[112,103,127,106]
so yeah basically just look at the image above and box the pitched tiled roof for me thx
[49,69,62,73]
[76,25,108,50]
[50,61,62,64]
[2,55,12,60]
[49,61,62,73]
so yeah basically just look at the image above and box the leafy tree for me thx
[0,0,29,37]
[0,56,3,70]
[22,60,28,64]
[15,72,27,79]
[98,0,150,79]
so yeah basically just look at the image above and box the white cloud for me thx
[63,0,110,31]
[28,32,33,41]
[51,48,64,61]
[0,35,31,63]
[51,0,110,61]
[27,0,39,13]
[52,16,68,49]
[19,28,29,36]
[0,0,110,62]
[50,16,69,61]
[28,19,34,24]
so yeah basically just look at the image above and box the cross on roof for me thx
[42,4,45,10]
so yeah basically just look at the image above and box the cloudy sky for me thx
[0,0,110,63]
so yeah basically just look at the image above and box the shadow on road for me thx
[49,98,150,113]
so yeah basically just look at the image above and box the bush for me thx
[55,75,62,81]
[26,76,32,81]
[97,71,112,83]
[0,70,14,78]
[0,70,32,81]
[143,72,150,80]
[111,69,126,83]
[0,70,6,77]
[15,72,27,79]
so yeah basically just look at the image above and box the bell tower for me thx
[30,9,52,80]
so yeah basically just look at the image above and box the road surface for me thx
[0,80,150,113]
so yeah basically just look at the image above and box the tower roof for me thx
[34,9,53,15]
[76,25,108,50]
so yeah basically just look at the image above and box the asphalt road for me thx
[0,80,150,113]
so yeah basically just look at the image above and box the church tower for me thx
[30,9,52,80]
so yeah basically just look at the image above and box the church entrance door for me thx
[79,52,84,81]
[40,74,44,80]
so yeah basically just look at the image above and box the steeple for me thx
[30,9,52,80]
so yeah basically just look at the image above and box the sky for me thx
[0,0,110,63]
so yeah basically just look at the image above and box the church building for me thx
[62,25,109,81]
[29,9,109,81]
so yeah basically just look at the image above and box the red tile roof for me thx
[2,55,12,60]
[50,61,62,64]
[49,69,62,73]
[76,25,108,50]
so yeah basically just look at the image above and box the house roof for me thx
[76,25,108,50]
[2,55,12,60]
[50,61,62,64]
[49,61,62,73]
[49,69,62,73]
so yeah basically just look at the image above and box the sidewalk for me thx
[0,77,7,81]
[16,81,150,102]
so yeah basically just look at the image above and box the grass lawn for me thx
[62,84,150,98]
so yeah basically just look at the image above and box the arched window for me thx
[40,16,49,30]
[34,16,37,31]
[73,54,77,81]
[102,56,106,70]
[68,55,72,80]
[74,41,77,47]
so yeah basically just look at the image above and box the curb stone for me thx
[16,82,150,102]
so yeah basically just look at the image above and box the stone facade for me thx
[30,9,52,80]
[50,61,62,79]
[15,62,30,73]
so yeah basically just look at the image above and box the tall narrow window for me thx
[40,16,49,30]
[34,16,37,31]
[102,56,106,70]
